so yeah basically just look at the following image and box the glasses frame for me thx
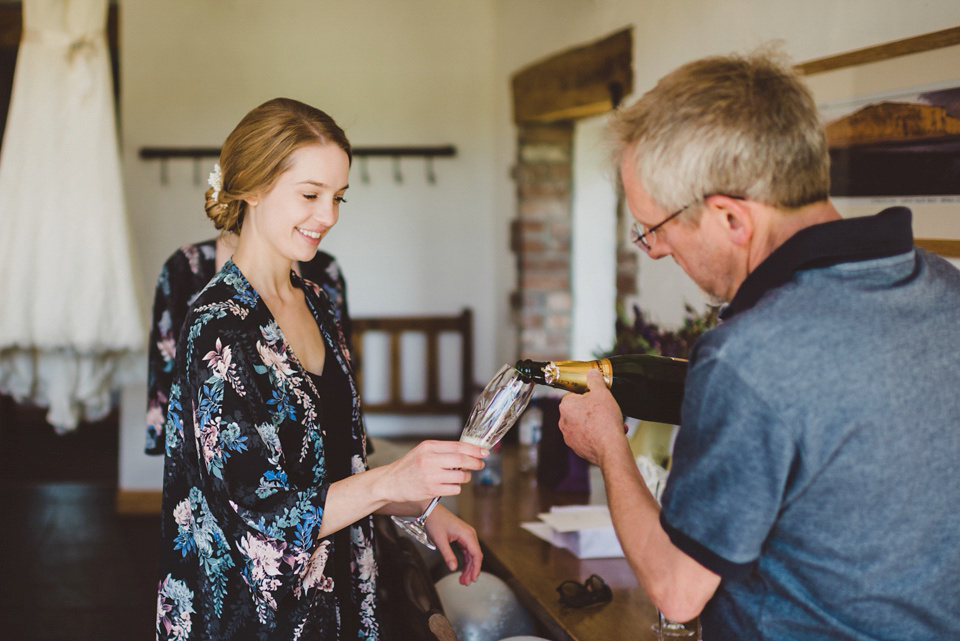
[556,574,613,609]
[630,193,745,253]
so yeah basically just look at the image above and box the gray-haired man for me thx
[559,51,960,640]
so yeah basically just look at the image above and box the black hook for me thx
[360,157,370,184]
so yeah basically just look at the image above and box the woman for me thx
[156,98,487,641]
[145,235,352,456]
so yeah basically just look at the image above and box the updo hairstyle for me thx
[205,98,352,234]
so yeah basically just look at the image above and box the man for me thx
[558,51,960,640]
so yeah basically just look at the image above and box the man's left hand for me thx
[558,369,628,467]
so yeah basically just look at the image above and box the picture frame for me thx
[799,26,960,259]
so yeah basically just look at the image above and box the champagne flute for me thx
[651,479,700,639]
[657,611,700,639]
[392,364,535,549]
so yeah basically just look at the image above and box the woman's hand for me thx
[379,440,488,505]
[425,505,483,585]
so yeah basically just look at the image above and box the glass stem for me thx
[418,496,441,524]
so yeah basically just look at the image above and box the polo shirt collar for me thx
[720,206,914,320]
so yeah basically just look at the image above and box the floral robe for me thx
[146,240,351,455]
[156,260,379,641]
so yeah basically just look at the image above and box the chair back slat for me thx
[352,309,474,426]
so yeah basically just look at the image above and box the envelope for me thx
[521,505,625,559]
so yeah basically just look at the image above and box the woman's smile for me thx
[296,226,325,242]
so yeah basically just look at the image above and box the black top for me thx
[307,355,358,638]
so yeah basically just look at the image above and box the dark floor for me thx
[0,394,160,641]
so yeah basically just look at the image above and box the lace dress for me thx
[0,0,142,431]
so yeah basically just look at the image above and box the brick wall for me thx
[510,122,638,361]
[510,123,574,360]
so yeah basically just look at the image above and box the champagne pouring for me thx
[392,364,536,549]
[515,354,687,423]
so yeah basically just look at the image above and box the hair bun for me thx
[205,186,239,233]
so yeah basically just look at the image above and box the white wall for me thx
[570,115,617,359]
[118,0,502,488]
[122,0,500,331]
[118,0,960,490]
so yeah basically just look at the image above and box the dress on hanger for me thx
[0,0,143,432]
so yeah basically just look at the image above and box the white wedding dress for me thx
[0,0,143,432]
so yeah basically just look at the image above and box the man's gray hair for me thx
[610,49,830,217]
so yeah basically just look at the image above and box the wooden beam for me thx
[796,26,960,76]
[0,7,21,49]
[916,238,960,258]
[512,28,633,124]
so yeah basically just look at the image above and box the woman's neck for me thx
[231,236,297,302]
[217,232,301,277]
[215,234,238,271]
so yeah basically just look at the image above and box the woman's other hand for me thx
[381,440,488,505]
[425,505,483,585]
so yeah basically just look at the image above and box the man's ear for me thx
[709,194,753,247]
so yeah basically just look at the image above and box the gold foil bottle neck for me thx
[543,359,613,392]
[543,362,560,385]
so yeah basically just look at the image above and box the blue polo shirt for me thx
[660,208,960,640]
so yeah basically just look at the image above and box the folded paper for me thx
[521,505,624,559]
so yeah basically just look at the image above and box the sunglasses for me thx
[556,574,613,609]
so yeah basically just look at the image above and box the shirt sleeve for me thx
[660,344,798,580]
[146,259,179,455]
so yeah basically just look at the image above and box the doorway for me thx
[509,27,634,359]
[570,114,618,359]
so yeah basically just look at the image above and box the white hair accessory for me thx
[207,163,222,203]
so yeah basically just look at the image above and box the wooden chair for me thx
[351,309,474,427]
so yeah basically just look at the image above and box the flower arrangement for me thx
[600,303,720,359]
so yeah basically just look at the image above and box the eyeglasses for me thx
[630,193,745,253]
[556,574,613,609]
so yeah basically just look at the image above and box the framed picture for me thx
[799,26,960,260]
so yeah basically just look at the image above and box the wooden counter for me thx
[453,446,663,641]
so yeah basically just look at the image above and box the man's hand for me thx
[558,369,629,467]
[560,371,722,622]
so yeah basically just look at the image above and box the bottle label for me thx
[544,359,613,392]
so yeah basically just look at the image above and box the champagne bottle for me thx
[514,354,687,424]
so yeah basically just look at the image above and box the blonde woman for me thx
[156,98,486,641]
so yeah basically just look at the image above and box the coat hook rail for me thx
[139,145,457,160]
[140,145,456,185]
